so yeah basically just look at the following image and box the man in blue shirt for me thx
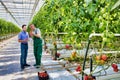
[18,25,30,70]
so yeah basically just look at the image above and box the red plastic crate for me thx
[38,71,49,80]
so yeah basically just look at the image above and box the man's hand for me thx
[18,38,28,43]
[29,30,40,38]
[23,38,28,42]
[29,31,33,37]
[31,32,40,38]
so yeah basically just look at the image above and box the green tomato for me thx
[101,8,106,13]
[103,37,107,42]
[99,16,103,20]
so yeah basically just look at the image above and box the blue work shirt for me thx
[18,31,29,44]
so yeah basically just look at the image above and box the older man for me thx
[18,24,30,70]
[29,24,42,68]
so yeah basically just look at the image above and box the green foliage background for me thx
[0,18,21,36]
[30,0,120,43]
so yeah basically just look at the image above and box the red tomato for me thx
[57,53,60,57]
[65,44,70,49]
[114,69,119,72]
[101,54,107,61]
[112,63,118,69]
[84,75,95,80]
[84,75,89,80]
[76,65,81,72]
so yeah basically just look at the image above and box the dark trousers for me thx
[20,43,28,68]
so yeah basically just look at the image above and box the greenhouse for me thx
[0,0,120,80]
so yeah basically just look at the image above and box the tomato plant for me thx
[0,18,21,36]
[30,0,120,45]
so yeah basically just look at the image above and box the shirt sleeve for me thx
[27,32,29,38]
[37,28,42,37]
[18,33,22,40]
[37,28,40,34]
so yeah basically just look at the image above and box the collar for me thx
[22,31,26,33]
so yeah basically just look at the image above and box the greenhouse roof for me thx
[0,0,44,26]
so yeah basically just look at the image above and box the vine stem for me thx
[89,64,110,76]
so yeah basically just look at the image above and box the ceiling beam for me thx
[13,14,31,16]
[14,15,31,17]
[0,8,5,10]
[4,7,32,10]
[1,1,35,4]
[9,8,32,11]
[14,16,29,17]
[11,12,32,14]
[4,5,30,8]
[29,0,45,22]
[0,1,19,25]
[0,11,32,14]
[30,0,40,21]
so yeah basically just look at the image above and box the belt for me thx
[21,43,28,45]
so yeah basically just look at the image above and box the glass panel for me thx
[0,0,44,25]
